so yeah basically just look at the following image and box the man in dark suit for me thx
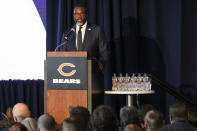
[61,5,110,70]
[160,102,197,131]
[61,5,110,109]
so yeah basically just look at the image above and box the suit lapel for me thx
[82,24,91,50]
[70,25,77,51]
[71,32,77,51]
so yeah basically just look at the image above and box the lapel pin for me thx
[88,28,91,30]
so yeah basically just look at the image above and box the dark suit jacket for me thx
[61,23,110,66]
[61,23,108,109]
[161,121,197,131]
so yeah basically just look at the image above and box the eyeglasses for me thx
[74,13,85,16]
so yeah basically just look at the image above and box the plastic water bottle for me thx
[131,73,138,91]
[117,73,123,91]
[112,73,117,91]
[124,73,130,91]
[137,73,142,91]
[143,73,151,91]
[147,76,152,91]
[142,73,147,91]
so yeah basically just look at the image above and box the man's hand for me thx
[88,57,103,71]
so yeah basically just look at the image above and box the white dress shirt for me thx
[76,21,87,50]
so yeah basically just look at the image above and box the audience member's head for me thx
[169,101,188,123]
[37,113,56,131]
[6,107,14,121]
[91,105,119,131]
[21,117,37,131]
[124,124,141,131]
[62,118,82,131]
[120,106,140,128]
[69,106,90,129]
[144,110,164,131]
[0,107,15,127]
[12,103,31,122]
[138,104,154,128]
[188,108,197,128]
[9,122,28,131]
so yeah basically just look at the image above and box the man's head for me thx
[169,101,188,123]
[120,106,139,128]
[37,114,56,131]
[12,103,31,122]
[73,5,87,26]
[138,104,154,129]
[69,106,90,129]
[9,122,28,131]
[124,124,142,131]
[144,110,164,131]
[62,118,82,131]
[91,105,119,131]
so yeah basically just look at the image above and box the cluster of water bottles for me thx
[112,73,152,91]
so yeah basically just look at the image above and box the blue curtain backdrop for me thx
[0,80,44,119]
[47,0,197,114]
[1,0,197,118]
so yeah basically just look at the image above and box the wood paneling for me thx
[47,52,87,57]
[47,90,87,124]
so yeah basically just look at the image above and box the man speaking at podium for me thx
[60,5,110,109]
[61,5,110,70]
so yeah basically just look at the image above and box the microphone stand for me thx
[54,40,68,52]
[54,28,75,51]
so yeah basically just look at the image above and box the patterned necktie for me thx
[77,26,82,51]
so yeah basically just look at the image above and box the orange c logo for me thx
[57,63,76,76]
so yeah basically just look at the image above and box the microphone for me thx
[64,28,75,40]
[54,28,75,51]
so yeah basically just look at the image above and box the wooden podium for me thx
[44,52,103,124]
